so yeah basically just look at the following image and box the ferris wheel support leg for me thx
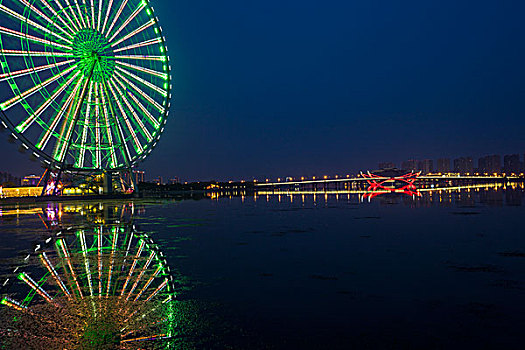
[40,167,51,196]
[40,167,61,196]
[128,168,138,197]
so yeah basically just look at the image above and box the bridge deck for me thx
[255,175,521,187]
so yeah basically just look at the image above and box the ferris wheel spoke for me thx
[71,0,88,29]
[0,49,73,57]
[97,227,103,297]
[49,0,81,33]
[106,229,119,296]
[1,64,77,112]
[76,81,94,168]
[56,238,84,298]
[39,0,78,35]
[115,60,167,80]
[85,0,96,29]
[113,71,164,113]
[107,80,144,154]
[40,252,72,300]
[120,239,145,296]
[1,297,27,311]
[53,239,78,300]
[96,0,102,31]
[101,79,132,164]
[20,0,74,40]
[18,272,57,306]
[113,37,163,54]
[132,265,161,301]
[125,251,155,301]
[112,77,160,129]
[108,1,146,43]
[37,76,83,150]
[144,278,168,302]
[105,0,129,37]
[0,3,72,45]
[99,82,119,167]
[113,54,166,62]
[79,231,94,297]
[115,65,166,97]
[111,19,155,49]
[101,0,115,34]
[94,87,102,168]
[0,59,74,83]
[52,77,87,161]
[0,25,71,52]
[61,0,85,30]
[110,80,153,142]
[88,0,95,29]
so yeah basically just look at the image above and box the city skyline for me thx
[2,149,525,183]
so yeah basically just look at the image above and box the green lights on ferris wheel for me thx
[0,0,171,170]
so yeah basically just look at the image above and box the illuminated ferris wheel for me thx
[0,0,171,190]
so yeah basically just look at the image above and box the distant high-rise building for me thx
[478,155,501,174]
[401,159,418,172]
[436,158,451,173]
[378,162,395,169]
[154,176,163,185]
[417,159,433,174]
[503,154,520,174]
[453,157,474,174]
[169,177,180,185]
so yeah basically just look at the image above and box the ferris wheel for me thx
[0,0,171,184]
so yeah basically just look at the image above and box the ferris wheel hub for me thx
[72,28,115,82]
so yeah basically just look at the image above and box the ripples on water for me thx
[0,183,524,349]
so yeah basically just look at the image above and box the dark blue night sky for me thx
[4,0,525,180]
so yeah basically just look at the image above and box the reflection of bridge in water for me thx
[209,182,525,206]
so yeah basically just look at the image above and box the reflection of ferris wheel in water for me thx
[0,0,171,193]
[1,221,177,348]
